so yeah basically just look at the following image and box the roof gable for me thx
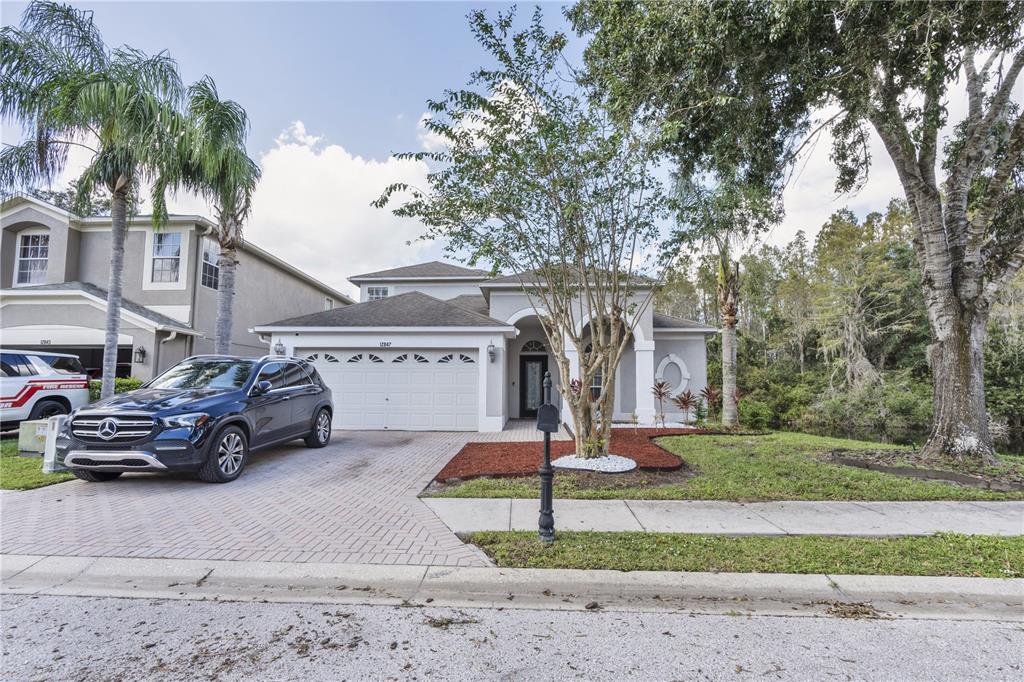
[348,261,490,282]
[257,291,510,329]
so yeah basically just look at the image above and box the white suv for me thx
[0,349,91,427]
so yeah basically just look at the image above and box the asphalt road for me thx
[2,595,1021,681]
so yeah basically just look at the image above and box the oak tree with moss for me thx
[573,0,1024,465]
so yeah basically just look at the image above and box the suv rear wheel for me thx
[29,399,69,420]
[72,470,123,483]
[304,408,332,448]
[198,425,249,483]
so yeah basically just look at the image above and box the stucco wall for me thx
[652,335,710,420]
[77,228,198,307]
[192,240,344,357]
[1,205,74,287]
[486,289,655,342]
[357,281,484,301]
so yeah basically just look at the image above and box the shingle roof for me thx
[447,294,490,316]
[9,282,195,333]
[348,261,491,281]
[653,312,716,331]
[258,291,510,328]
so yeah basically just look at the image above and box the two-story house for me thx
[1,195,352,379]
[253,261,715,432]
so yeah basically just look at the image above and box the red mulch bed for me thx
[435,428,713,482]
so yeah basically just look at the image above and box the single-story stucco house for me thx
[252,261,716,432]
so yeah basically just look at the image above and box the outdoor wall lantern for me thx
[133,346,146,364]
[487,344,496,362]
[273,340,286,356]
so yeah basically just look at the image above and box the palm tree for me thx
[0,1,182,398]
[716,237,740,427]
[172,77,260,354]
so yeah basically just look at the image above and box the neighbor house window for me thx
[151,233,182,283]
[325,297,334,310]
[16,232,49,285]
[201,240,219,290]
[367,286,388,301]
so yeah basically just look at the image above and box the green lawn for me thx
[0,439,74,490]
[470,530,1024,578]
[430,432,1024,501]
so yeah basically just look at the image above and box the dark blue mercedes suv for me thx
[58,355,334,483]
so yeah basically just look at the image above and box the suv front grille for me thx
[71,415,156,443]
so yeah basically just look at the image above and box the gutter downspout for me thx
[157,330,178,373]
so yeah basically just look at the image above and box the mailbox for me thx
[536,403,560,433]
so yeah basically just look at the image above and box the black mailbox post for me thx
[536,372,558,542]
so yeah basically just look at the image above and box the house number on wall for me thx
[379,341,392,348]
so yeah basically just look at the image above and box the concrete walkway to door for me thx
[423,498,1024,536]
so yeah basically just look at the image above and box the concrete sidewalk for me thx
[3,554,1021,621]
[422,498,1024,536]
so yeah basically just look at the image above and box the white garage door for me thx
[300,349,479,431]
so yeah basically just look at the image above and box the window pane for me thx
[0,353,35,377]
[16,233,48,284]
[153,233,181,257]
[280,363,311,388]
[256,362,286,389]
[152,257,180,282]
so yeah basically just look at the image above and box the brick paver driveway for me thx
[0,431,495,567]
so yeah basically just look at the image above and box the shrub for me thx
[88,377,143,402]
[797,378,931,445]
[739,399,772,431]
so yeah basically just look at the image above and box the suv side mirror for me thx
[255,380,273,395]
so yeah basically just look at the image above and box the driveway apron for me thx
[0,432,489,567]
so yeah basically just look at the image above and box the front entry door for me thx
[519,355,548,418]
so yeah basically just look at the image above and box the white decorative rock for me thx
[551,454,637,473]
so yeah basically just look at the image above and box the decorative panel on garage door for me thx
[300,349,478,431]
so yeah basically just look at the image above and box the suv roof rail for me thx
[180,353,306,363]
[0,348,82,358]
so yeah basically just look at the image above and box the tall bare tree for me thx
[376,9,669,456]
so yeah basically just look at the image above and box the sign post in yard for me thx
[536,371,558,543]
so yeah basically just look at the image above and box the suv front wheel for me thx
[199,425,249,483]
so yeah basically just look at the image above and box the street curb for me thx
[2,554,1021,621]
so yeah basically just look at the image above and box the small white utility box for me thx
[17,420,49,456]
[42,415,69,474]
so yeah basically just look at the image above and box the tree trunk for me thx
[921,310,996,465]
[573,399,595,457]
[100,191,128,399]
[721,324,738,426]
[214,239,237,355]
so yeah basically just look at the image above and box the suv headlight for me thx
[160,412,210,429]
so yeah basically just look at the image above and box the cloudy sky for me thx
[2,2,1019,297]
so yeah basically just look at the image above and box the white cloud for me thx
[417,113,448,152]
[243,121,436,298]
[772,105,902,247]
